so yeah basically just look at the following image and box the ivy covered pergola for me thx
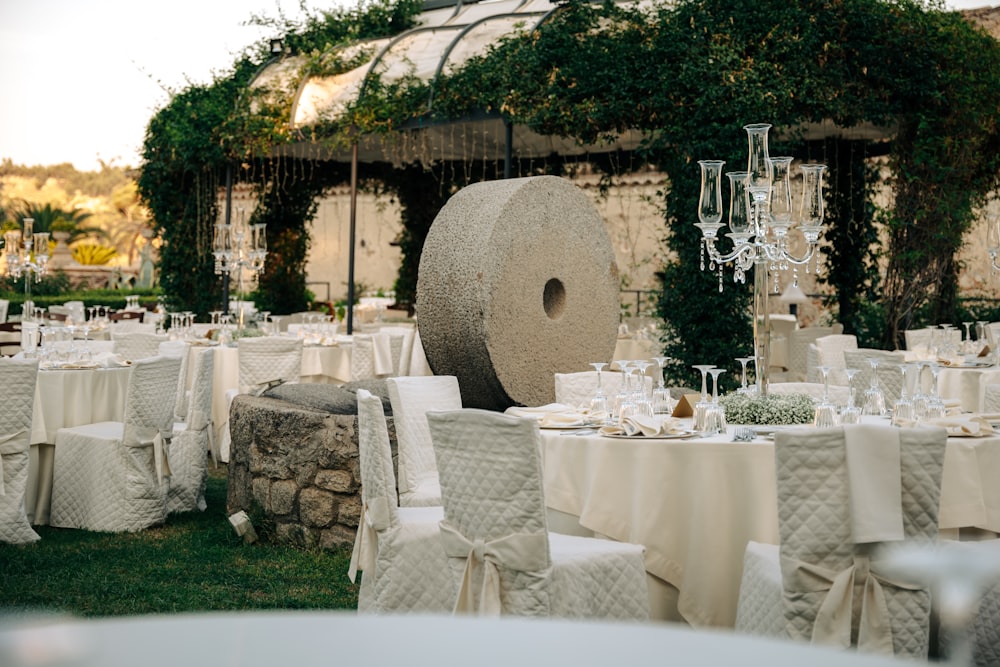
[138,0,1000,389]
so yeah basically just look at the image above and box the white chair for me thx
[350,333,393,380]
[553,371,652,410]
[808,334,858,385]
[158,340,191,423]
[767,382,850,407]
[843,349,907,407]
[219,336,303,463]
[0,298,9,324]
[427,408,650,619]
[112,331,169,361]
[50,355,182,532]
[167,348,214,514]
[984,384,1000,413]
[63,300,86,323]
[0,358,40,544]
[378,326,415,376]
[903,327,961,351]
[956,540,1000,666]
[386,376,462,508]
[787,325,843,382]
[349,389,455,613]
[734,425,947,659]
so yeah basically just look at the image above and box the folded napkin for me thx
[842,424,904,543]
[93,351,131,368]
[505,403,595,428]
[917,415,995,437]
[599,415,686,437]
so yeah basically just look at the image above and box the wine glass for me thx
[704,368,727,436]
[616,362,639,424]
[651,356,674,414]
[813,365,839,428]
[632,359,654,417]
[925,362,947,419]
[891,364,915,427]
[862,357,886,416]
[910,362,930,420]
[736,356,756,395]
[840,368,862,425]
[588,362,611,425]
[692,364,716,434]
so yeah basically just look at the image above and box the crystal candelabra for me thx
[212,208,267,330]
[696,123,827,394]
[3,217,50,320]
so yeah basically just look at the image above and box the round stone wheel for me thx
[416,175,620,411]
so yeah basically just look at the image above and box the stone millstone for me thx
[416,175,619,411]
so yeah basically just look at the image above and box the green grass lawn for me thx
[0,467,360,617]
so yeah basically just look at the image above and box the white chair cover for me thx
[428,408,649,619]
[767,382,851,407]
[843,349,907,407]
[349,389,455,613]
[553,371,652,410]
[787,326,842,382]
[956,539,1000,667]
[903,327,961,351]
[167,348,214,514]
[378,326,416,377]
[50,355,182,532]
[812,334,858,385]
[984,384,1000,413]
[0,358,40,544]
[218,337,303,463]
[386,376,462,508]
[112,331,169,361]
[63,301,86,323]
[0,299,8,324]
[159,340,191,423]
[734,425,946,659]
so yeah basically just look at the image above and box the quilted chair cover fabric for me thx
[903,328,961,351]
[111,331,169,362]
[237,336,303,393]
[734,425,946,659]
[218,337,303,463]
[553,371,651,410]
[964,539,1000,667]
[983,384,1000,413]
[0,358,40,544]
[167,348,214,514]
[386,376,462,508]
[427,408,649,620]
[767,382,850,407]
[379,326,415,376]
[843,350,907,408]
[812,335,858,386]
[350,389,455,613]
[787,325,843,382]
[50,355,182,532]
[158,340,190,422]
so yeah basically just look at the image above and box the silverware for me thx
[731,426,756,442]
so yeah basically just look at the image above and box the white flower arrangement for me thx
[718,392,815,425]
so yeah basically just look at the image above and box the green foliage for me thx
[139,0,1000,377]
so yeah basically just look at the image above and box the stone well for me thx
[225,383,395,550]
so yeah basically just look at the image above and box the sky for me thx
[0,0,997,172]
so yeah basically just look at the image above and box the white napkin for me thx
[93,351,131,368]
[505,403,594,428]
[842,424,904,543]
[599,415,686,437]
[919,415,995,437]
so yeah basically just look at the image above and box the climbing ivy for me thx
[139,0,1000,389]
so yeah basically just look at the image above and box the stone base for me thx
[226,394,395,550]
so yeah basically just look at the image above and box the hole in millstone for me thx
[543,278,566,320]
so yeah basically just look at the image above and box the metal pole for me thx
[222,162,233,316]
[347,142,359,334]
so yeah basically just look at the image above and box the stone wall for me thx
[225,394,396,550]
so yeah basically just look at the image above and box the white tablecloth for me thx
[541,418,1000,628]
[27,366,132,524]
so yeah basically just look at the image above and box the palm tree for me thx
[9,201,106,244]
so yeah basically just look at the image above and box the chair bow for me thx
[438,521,548,616]
[783,552,924,654]
[348,496,390,584]
[0,429,27,496]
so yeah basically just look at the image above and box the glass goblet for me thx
[839,368,862,425]
[588,362,611,425]
[736,356,756,395]
[891,364,915,427]
[813,365,839,428]
[651,356,674,415]
[692,364,716,434]
[704,368,727,436]
[862,357,886,416]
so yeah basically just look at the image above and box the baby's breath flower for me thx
[718,392,815,425]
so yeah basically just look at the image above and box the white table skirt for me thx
[27,366,132,525]
[541,418,1000,628]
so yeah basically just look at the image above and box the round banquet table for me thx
[27,366,132,525]
[541,416,1000,628]
[0,612,908,667]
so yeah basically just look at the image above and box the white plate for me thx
[604,431,697,440]
[539,423,599,430]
